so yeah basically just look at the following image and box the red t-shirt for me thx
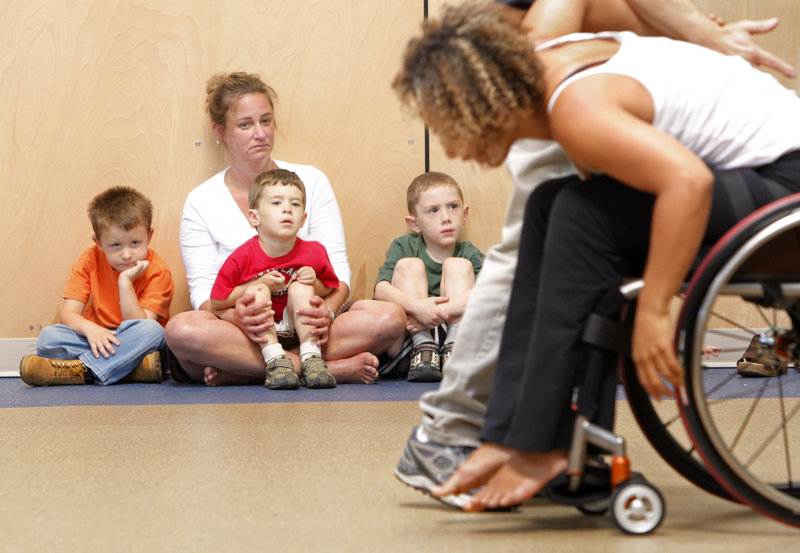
[63,246,174,328]
[211,237,339,322]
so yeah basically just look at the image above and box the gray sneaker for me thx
[394,427,475,508]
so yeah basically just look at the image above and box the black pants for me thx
[480,151,800,452]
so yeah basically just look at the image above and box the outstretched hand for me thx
[714,17,796,78]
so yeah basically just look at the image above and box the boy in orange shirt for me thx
[20,186,173,385]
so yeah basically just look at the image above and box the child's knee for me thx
[286,280,314,306]
[392,257,426,284]
[244,283,271,302]
[442,257,473,277]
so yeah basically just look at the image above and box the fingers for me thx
[750,47,797,78]
[736,17,778,35]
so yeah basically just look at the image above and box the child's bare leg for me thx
[395,258,441,381]
[431,442,512,498]
[247,284,298,390]
[464,449,569,512]
[438,257,476,368]
[439,257,476,326]
[287,282,336,388]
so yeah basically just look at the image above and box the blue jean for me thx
[36,319,166,385]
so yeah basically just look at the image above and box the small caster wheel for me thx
[609,479,665,534]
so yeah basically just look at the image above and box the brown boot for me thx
[123,351,163,383]
[19,355,87,386]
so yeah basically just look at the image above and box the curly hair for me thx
[393,1,545,165]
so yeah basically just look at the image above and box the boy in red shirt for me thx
[210,169,339,390]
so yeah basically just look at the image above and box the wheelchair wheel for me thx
[677,193,800,527]
[621,356,733,501]
[609,479,665,534]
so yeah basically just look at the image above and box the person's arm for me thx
[60,299,121,359]
[374,280,449,331]
[521,0,795,78]
[210,271,285,314]
[624,0,795,77]
[117,260,159,321]
[302,166,351,311]
[549,75,714,398]
[180,195,227,312]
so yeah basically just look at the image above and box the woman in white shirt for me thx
[166,72,405,385]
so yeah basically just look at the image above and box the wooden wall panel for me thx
[2,0,799,340]
[1,0,423,337]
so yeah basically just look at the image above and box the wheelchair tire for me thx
[677,193,800,528]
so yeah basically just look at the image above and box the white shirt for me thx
[543,32,800,169]
[180,160,351,309]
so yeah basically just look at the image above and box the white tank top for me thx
[538,32,800,169]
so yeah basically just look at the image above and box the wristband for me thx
[326,302,336,323]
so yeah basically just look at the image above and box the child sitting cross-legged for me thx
[19,186,174,386]
[210,168,339,390]
[375,172,484,382]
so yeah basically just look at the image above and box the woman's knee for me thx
[351,299,406,336]
[165,310,211,352]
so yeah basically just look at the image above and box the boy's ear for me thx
[405,214,421,234]
[147,227,154,242]
[92,235,101,248]
[462,205,469,223]
[301,212,308,226]
[247,208,260,228]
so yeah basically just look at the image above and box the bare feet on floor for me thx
[431,442,512,499]
[464,449,569,512]
[326,352,379,384]
[203,366,261,386]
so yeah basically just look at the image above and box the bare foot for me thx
[464,449,568,512]
[431,442,512,498]
[326,352,379,384]
[203,366,259,386]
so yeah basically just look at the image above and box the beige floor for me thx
[1,398,797,552]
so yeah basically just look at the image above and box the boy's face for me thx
[406,185,468,250]
[93,223,152,272]
[248,184,307,241]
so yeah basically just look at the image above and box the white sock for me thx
[262,343,285,365]
[299,342,322,362]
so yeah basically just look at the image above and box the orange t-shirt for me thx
[62,246,174,328]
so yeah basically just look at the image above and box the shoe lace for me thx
[51,359,87,376]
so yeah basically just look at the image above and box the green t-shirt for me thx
[375,233,484,297]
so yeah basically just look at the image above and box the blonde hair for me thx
[205,72,278,128]
[249,169,306,209]
[393,1,544,164]
[407,171,463,215]
[88,186,153,238]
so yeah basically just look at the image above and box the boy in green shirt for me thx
[375,172,484,382]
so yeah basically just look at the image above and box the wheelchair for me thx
[549,192,800,533]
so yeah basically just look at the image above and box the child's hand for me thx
[258,271,286,293]
[84,323,120,358]
[701,345,721,359]
[409,296,449,330]
[293,266,317,286]
[119,260,149,282]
